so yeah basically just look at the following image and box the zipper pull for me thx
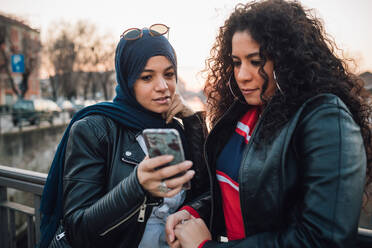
[56,232,65,240]
[138,203,147,222]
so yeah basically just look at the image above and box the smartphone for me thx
[142,128,191,190]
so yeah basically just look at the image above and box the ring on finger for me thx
[158,181,171,193]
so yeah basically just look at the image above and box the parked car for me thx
[11,99,57,126]
[58,100,82,118]
[35,99,61,117]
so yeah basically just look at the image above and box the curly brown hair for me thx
[204,0,372,188]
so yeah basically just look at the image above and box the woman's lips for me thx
[153,96,171,104]
[240,88,259,95]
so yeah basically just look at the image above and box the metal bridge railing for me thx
[0,164,372,247]
[0,164,46,248]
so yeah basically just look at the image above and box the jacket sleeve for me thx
[62,117,147,247]
[181,111,210,200]
[202,102,366,247]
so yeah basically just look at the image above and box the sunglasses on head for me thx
[120,23,170,40]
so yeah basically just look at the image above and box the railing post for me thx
[0,186,10,248]
[34,194,41,244]
[27,215,35,248]
[9,209,16,248]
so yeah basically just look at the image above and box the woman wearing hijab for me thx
[39,24,208,248]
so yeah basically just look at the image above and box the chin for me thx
[244,98,263,106]
[150,106,170,114]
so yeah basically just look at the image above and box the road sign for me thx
[11,54,25,73]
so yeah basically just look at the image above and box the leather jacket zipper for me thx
[204,101,238,231]
[100,196,147,236]
[121,157,138,166]
[56,231,65,240]
[137,200,147,222]
[237,102,269,235]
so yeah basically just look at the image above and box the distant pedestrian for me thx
[39,24,208,248]
[166,1,372,247]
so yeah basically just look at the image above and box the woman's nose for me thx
[236,64,253,82]
[155,77,168,91]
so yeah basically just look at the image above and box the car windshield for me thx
[14,101,33,110]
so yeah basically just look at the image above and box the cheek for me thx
[168,80,176,96]
[134,84,151,102]
[265,79,276,97]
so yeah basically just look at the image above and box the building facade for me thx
[0,13,40,105]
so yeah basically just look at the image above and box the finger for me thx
[166,94,181,121]
[155,160,193,180]
[166,212,184,243]
[174,223,184,234]
[195,218,205,225]
[163,185,183,198]
[171,93,180,103]
[140,155,174,171]
[167,94,180,112]
[166,217,177,243]
[166,104,181,123]
[166,210,192,243]
[168,104,184,121]
[164,170,195,189]
[169,240,181,248]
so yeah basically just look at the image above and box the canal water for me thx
[0,123,67,239]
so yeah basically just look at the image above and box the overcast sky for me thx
[1,0,371,90]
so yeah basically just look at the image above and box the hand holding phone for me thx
[143,128,191,190]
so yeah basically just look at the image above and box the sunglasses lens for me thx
[149,24,169,36]
[122,28,141,40]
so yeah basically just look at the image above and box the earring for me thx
[273,71,284,95]
[228,74,246,104]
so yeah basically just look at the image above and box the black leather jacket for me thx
[62,113,208,248]
[189,94,366,247]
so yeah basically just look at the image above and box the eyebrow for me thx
[232,52,260,59]
[142,65,174,73]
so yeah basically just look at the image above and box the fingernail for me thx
[184,161,192,167]
[168,235,173,242]
[188,170,195,176]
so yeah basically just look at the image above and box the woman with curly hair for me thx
[165,0,372,247]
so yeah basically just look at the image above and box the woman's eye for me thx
[251,60,263,66]
[232,61,241,67]
[165,72,175,78]
[141,75,152,81]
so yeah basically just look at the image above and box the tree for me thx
[72,21,115,100]
[19,33,41,98]
[43,20,115,101]
[44,23,77,100]
[84,39,116,100]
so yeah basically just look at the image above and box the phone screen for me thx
[142,128,190,190]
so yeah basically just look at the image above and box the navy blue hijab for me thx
[39,30,184,247]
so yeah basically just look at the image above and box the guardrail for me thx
[0,165,46,248]
[0,164,372,247]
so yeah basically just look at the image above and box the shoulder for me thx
[294,93,360,137]
[285,93,353,129]
[300,93,351,117]
[69,114,119,143]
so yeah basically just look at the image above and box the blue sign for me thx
[11,54,25,73]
